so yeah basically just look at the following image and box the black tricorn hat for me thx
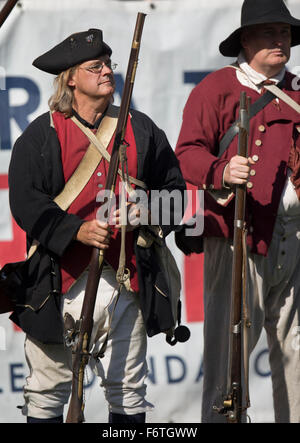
[33,29,112,75]
[219,0,300,57]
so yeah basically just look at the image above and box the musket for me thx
[214,91,251,423]
[65,12,146,424]
[0,0,19,28]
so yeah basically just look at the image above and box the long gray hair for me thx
[48,66,77,118]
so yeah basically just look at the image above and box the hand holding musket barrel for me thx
[65,12,146,424]
[214,91,251,423]
[0,0,19,28]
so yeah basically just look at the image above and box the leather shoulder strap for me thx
[71,105,147,190]
[218,64,283,157]
[28,105,147,259]
[263,83,300,114]
[27,108,117,259]
[56,115,116,210]
[218,91,276,158]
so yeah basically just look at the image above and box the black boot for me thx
[108,412,145,423]
[27,415,63,423]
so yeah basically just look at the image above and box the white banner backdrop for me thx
[1,0,300,424]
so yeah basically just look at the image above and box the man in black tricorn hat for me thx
[8,29,186,423]
[176,0,300,422]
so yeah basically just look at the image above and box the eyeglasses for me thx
[80,60,118,74]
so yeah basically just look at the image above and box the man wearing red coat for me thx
[176,0,300,423]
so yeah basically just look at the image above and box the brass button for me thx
[252,155,259,162]
[258,125,266,132]
[247,182,253,189]
[250,169,256,176]
[255,139,262,146]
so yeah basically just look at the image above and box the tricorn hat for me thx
[219,0,300,57]
[33,29,112,75]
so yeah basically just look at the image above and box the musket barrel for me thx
[219,91,251,423]
[66,12,146,423]
[0,0,19,28]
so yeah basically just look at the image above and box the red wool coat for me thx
[175,67,300,255]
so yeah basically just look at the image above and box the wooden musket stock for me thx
[66,12,146,424]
